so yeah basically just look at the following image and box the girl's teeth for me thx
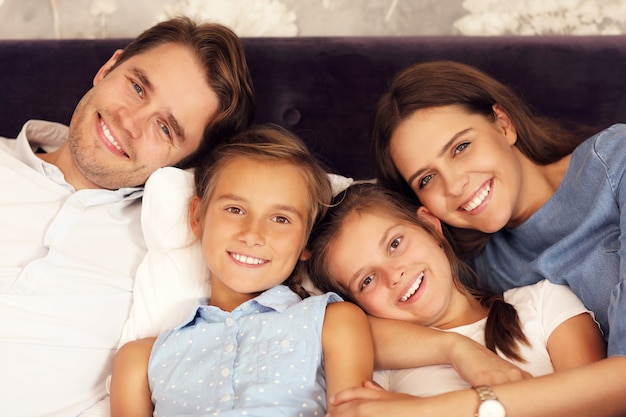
[400,273,424,302]
[232,253,265,265]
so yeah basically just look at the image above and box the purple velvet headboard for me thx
[1,36,625,179]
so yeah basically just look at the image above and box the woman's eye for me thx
[453,142,469,155]
[390,237,401,252]
[360,276,373,290]
[418,174,433,189]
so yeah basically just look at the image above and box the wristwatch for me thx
[473,385,506,417]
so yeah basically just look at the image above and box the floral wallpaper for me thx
[0,0,624,39]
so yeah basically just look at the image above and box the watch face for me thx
[479,399,506,417]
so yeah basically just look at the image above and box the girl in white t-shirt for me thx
[307,182,605,414]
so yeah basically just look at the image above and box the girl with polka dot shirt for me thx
[109,125,374,417]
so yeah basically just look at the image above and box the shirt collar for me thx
[15,120,143,199]
[182,285,303,328]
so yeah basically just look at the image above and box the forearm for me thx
[434,356,626,417]
[369,316,458,369]
[369,316,527,385]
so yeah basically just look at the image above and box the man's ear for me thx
[189,195,203,238]
[93,49,124,85]
[416,206,443,235]
[492,104,517,145]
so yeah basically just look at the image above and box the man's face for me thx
[66,43,219,189]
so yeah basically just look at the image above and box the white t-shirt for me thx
[374,280,593,397]
[0,121,145,417]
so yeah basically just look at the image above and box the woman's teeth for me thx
[462,183,490,211]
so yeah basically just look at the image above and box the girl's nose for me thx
[238,219,265,247]
[384,269,403,288]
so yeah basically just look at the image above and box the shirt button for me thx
[225,317,235,326]
[280,340,290,348]
[220,394,231,402]
[221,368,231,377]
[224,344,235,354]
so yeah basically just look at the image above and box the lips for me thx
[230,252,268,265]
[99,118,128,157]
[399,272,424,302]
[461,180,491,212]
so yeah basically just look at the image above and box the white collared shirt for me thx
[0,120,145,416]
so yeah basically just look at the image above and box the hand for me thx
[326,381,418,417]
[449,334,532,385]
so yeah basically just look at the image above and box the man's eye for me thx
[159,122,171,137]
[132,82,143,97]
[226,207,243,215]
[360,276,373,290]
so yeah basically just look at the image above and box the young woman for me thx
[108,125,374,417]
[355,60,626,417]
[307,182,604,411]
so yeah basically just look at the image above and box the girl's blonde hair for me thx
[193,124,333,299]
[308,182,529,361]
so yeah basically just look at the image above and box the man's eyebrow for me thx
[166,114,186,145]
[132,67,186,144]
[406,128,472,186]
[133,67,154,94]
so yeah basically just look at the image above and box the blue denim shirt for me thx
[471,124,626,356]
[148,285,341,416]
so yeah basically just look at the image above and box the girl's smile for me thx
[190,156,311,312]
[229,251,269,266]
[327,209,480,329]
[398,272,425,303]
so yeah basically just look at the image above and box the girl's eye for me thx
[226,207,243,215]
[453,141,469,155]
[360,275,373,290]
[272,215,290,224]
[418,174,433,189]
[389,237,401,252]
[132,81,144,97]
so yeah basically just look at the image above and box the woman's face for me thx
[389,104,523,232]
[326,209,472,329]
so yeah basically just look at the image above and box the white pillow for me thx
[117,167,209,347]
[118,167,354,347]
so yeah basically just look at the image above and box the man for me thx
[0,17,254,416]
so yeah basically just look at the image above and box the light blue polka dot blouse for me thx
[148,285,342,416]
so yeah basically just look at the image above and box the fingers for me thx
[330,384,384,406]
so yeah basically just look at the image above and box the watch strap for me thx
[473,385,505,417]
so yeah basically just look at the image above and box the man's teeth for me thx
[400,273,424,302]
[232,253,266,265]
[100,120,123,152]
[462,184,490,211]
